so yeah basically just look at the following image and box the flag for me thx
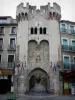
[17,63,20,67]
[14,67,18,75]
[53,64,57,71]
[21,63,24,71]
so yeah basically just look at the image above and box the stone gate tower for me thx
[15,2,61,95]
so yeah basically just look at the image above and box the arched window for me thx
[31,28,33,34]
[34,27,37,34]
[22,12,24,19]
[40,27,42,34]
[53,12,55,18]
[43,27,46,34]
[18,13,21,22]
[25,12,28,17]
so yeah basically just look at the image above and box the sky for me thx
[0,0,75,21]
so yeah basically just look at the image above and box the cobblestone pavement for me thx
[16,95,75,100]
[0,95,7,100]
[0,94,75,100]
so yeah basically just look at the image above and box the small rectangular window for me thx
[62,24,65,28]
[70,25,74,34]
[61,24,66,32]
[10,38,15,49]
[62,39,68,45]
[0,27,4,33]
[11,27,16,33]
[8,55,14,62]
[64,56,70,69]
[64,56,69,63]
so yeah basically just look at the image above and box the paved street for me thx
[0,94,75,100]
[16,95,75,100]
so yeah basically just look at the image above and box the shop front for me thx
[63,70,75,95]
[0,69,13,94]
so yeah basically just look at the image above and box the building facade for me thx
[0,2,75,95]
[60,20,75,95]
[0,16,17,94]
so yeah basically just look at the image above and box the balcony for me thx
[8,44,16,51]
[0,32,4,35]
[0,62,15,69]
[63,62,75,70]
[0,44,3,51]
[62,45,75,52]
[61,28,67,33]
[61,28,75,35]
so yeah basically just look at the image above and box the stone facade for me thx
[0,2,75,95]
[15,2,61,95]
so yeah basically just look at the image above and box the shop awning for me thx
[63,70,75,77]
[0,70,13,75]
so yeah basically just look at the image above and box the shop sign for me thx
[0,70,12,75]
[64,83,69,89]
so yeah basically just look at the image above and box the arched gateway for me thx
[28,68,50,92]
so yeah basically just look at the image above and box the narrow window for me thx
[0,38,3,49]
[11,27,16,34]
[40,27,42,34]
[10,38,15,49]
[72,40,75,51]
[43,27,46,34]
[0,27,4,33]
[8,55,14,62]
[18,13,21,22]
[31,28,33,34]
[62,39,68,45]
[25,12,28,17]
[62,39,68,50]
[70,25,74,34]
[0,55,1,62]
[64,56,70,69]
[34,27,37,34]
[61,24,66,32]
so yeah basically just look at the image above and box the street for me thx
[0,94,75,100]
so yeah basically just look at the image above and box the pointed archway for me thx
[28,68,49,92]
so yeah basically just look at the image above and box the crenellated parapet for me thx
[41,2,61,20]
[16,2,61,22]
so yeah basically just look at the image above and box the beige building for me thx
[0,16,17,94]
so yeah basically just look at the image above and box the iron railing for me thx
[61,28,75,35]
[62,62,75,70]
[62,45,75,52]
[8,44,16,51]
[0,62,15,69]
